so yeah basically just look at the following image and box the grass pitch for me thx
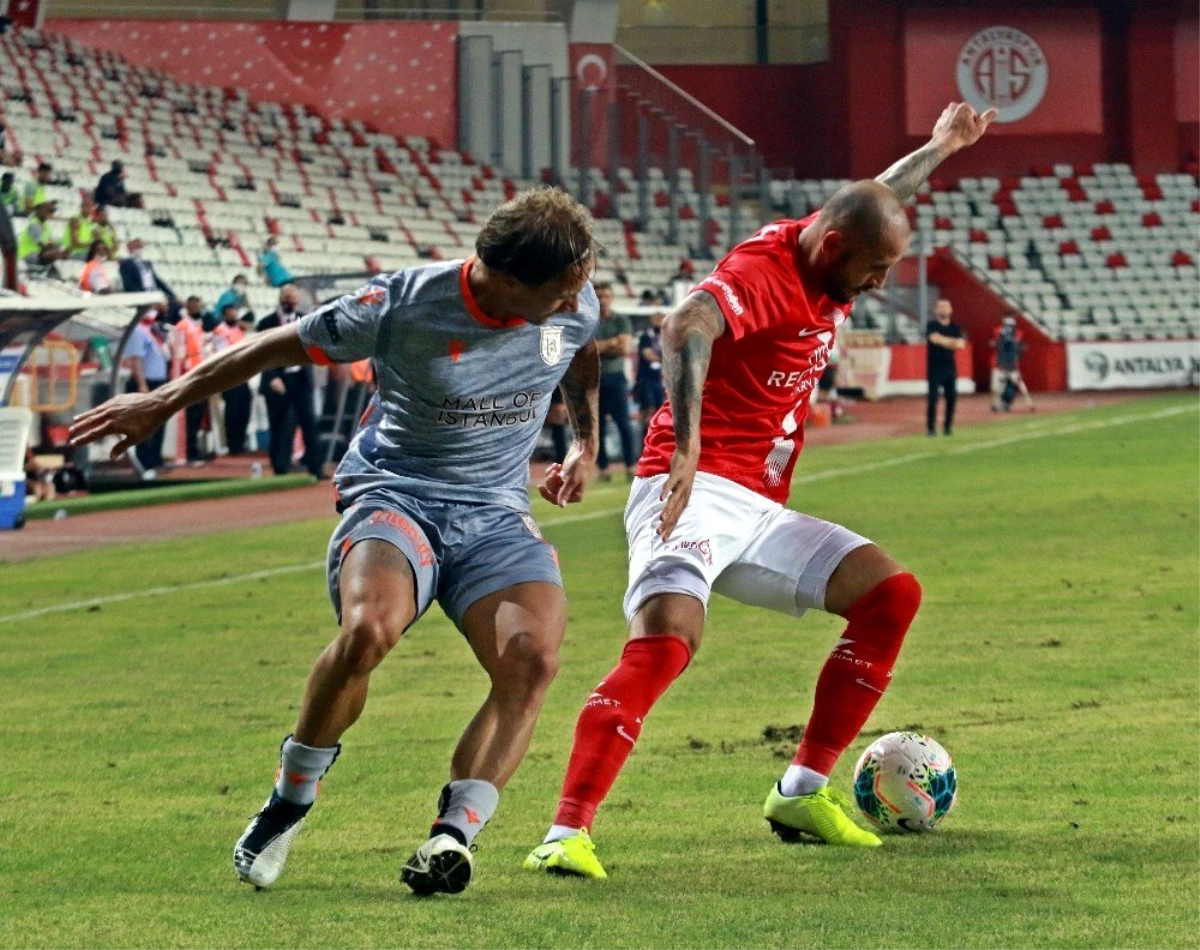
[1,393,1197,949]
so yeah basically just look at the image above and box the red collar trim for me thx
[460,256,526,330]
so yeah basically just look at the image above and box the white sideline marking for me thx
[2,403,1193,627]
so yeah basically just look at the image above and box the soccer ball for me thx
[852,731,957,833]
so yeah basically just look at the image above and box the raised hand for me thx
[931,102,997,154]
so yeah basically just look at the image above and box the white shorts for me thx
[622,472,872,621]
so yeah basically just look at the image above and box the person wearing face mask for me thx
[211,303,253,454]
[258,236,294,288]
[214,274,252,326]
[256,283,321,477]
[119,238,177,312]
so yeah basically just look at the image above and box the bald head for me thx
[803,181,911,304]
[817,180,910,248]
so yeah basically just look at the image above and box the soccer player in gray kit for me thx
[69,188,602,896]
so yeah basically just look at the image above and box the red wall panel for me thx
[1176,13,1199,124]
[47,19,459,147]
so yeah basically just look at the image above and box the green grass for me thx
[1,393,1197,949]
[22,473,316,521]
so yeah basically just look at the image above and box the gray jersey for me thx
[297,259,599,511]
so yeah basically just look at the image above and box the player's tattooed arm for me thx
[559,338,600,449]
[656,290,726,540]
[663,290,725,454]
[540,340,600,506]
[876,102,997,201]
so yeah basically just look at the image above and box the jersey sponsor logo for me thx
[700,276,744,316]
[956,26,1048,124]
[448,339,465,363]
[519,512,544,540]
[665,537,712,565]
[436,391,544,428]
[539,325,564,365]
[356,286,386,307]
[321,308,342,345]
[366,510,435,566]
[615,725,636,744]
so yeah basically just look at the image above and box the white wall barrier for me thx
[1067,340,1200,391]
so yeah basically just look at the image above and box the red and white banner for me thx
[843,344,974,399]
[905,9,1102,136]
[6,0,44,30]
[1067,340,1200,391]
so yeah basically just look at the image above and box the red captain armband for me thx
[305,344,333,366]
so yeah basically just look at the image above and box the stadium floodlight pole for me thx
[667,119,680,247]
[636,105,650,231]
[916,225,929,330]
[696,134,711,259]
[578,87,593,208]
[608,97,621,219]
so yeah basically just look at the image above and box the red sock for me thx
[795,573,922,775]
[554,634,692,831]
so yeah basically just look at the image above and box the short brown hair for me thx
[475,187,597,287]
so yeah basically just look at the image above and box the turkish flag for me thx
[8,0,44,29]
[569,43,615,172]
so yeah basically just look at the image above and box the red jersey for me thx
[637,215,849,504]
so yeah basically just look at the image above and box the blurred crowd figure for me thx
[991,314,1035,413]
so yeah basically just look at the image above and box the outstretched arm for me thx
[876,102,997,201]
[657,290,726,540]
[540,339,600,507]
[71,324,310,459]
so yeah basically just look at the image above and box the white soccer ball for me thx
[852,731,957,833]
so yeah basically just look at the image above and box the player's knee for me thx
[494,631,560,697]
[338,607,404,675]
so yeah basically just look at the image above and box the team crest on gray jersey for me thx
[539,325,564,365]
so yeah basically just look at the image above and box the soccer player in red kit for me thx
[525,102,995,877]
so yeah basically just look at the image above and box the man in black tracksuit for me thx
[926,298,965,436]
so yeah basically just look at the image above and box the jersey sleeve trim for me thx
[305,343,332,366]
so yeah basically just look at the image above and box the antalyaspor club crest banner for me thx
[904,9,1102,135]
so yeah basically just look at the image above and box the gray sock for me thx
[274,735,340,806]
[432,779,499,847]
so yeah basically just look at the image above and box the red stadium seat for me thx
[1142,212,1163,227]
[1106,252,1128,269]
[1059,240,1080,255]
[1091,225,1112,241]
[1095,200,1115,215]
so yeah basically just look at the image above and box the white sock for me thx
[544,823,579,844]
[779,764,828,798]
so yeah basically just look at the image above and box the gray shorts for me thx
[326,493,562,633]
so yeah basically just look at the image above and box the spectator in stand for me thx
[926,297,966,437]
[121,308,170,479]
[0,176,14,291]
[94,160,142,209]
[634,311,666,447]
[257,283,322,478]
[211,302,253,455]
[21,161,52,214]
[593,281,637,481]
[79,240,114,294]
[90,204,118,257]
[0,172,18,215]
[62,195,96,259]
[18,200,67,268]
[0,119,21,167]
[991,314,1035,413]
[258,236,294,288]
[181,293,217,332]
[171,296,209,464]
[214,273,251,324]
[119,238,178,311]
